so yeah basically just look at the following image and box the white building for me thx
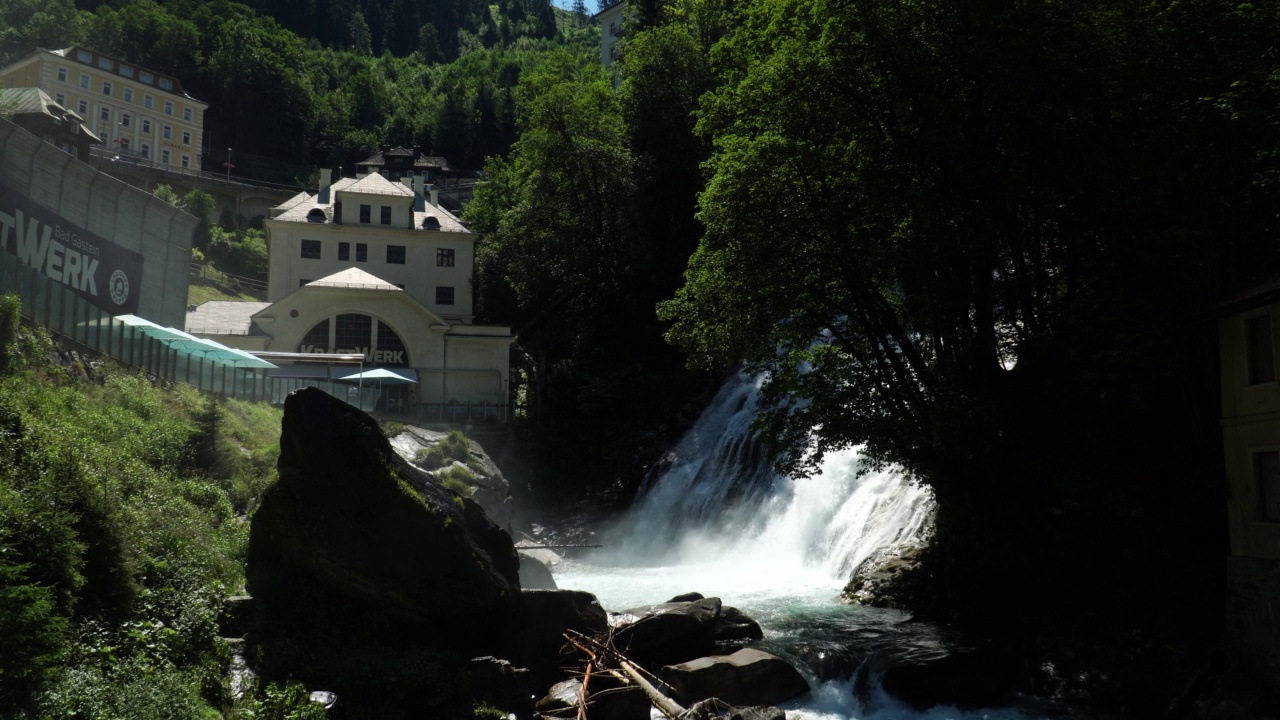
[188,169,514,418]
[594,0,626,71]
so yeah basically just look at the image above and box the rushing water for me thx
[551,373,1046,719]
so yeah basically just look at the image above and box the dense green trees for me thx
[659,0,1280,623]
[0,0,595,181]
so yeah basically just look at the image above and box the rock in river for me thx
[247,387,522,648]
[663,648,809,707]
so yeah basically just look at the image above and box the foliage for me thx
[240,681,326,720]
[659,0,1279,624]
[438,465,477,496]
[415,429,473,471]
[0,330,280,715]
[204,227,269,279]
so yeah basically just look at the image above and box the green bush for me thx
[437,465,476,496]
[241,681,327,720]
[415,445,448,470]
[414,430,475,473]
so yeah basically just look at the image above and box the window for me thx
[356,243,367,262]
[142,118,151,133]
[79,73,89,89]
[140,143,149,158]
[163,100,173,115]
[180,154,189,169]
[140,71,154,84]
[144,94,153,109]
[97,56,113,70]
[119,138,129,150]
[161,149,170,164]
[120,113,130,128]
[77,99,87,115]
[338,242,350,261]
[436,248,455,267]
[300,319,329,351]
[335,314,371,353]
[159,78,173,91]
[1256,451,1280,522]
[183,107,192,121]
[300,240,322,259]
[181,130,191,145]
[359,204,371,223]
[387,245,405,264]
[102,80,111,96]
[54,92,64,106]
[380,206,392,225]
[162,125,172,140]
[77,49,91,63]
[1247,314,1276,385]
[123,87,133,103]
[99,107,109,122]
[57,67,67,82]
[119,65,133,79]
[436,286,455,305]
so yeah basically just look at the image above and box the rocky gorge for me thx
[236,387,813,719]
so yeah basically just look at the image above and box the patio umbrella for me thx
[337,368,418,384]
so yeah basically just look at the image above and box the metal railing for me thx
[89,147,308,193]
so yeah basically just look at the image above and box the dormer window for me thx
[422,216,441,230]
[1247,314,1275,385]
[305,208,327,223]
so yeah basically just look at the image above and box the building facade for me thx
[594,0,626,71]
[1218,278,1280,696]
[0,87,99,159]
[190,168,513,415]
[0,47,208,171]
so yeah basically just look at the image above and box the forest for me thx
[4,0,1280,711]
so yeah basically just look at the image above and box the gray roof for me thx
[0,87,98,141]
[344,172,414,197]
[269,175,470,234]
[186,300,272,335]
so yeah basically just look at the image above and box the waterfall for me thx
[596,371,935,595]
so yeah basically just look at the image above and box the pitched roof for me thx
[305,267,404,291]
[0,87,100,142]
[343,172,414,197]
[356,146,452,171]
[185,300,272,335]
[268,175,470,233]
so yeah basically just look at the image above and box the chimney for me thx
[413,175,425,213]
[381,144,390,155]
[412,144,421,159]
[318,168,332,204]
[428,184,439,207]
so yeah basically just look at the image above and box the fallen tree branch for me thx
[619,660,685,719]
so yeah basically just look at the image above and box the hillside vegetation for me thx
[0,294,298,718]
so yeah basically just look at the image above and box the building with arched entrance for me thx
[187,168,513,419]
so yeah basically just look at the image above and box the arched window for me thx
[295,314,408,366]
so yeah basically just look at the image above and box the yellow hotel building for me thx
[0,46,207,170]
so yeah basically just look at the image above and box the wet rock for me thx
[518,551,558,590]
[387,425,515,533]
[535,678,582,717]
[663,648,809,707]
[219,595,255,638]
[612,597,723,667]
[668,591,706,603]
[713,605,764,643]
[879,648,1020,711]
[841,545,923,608]
[679,698,787,720]
[585,685,650,720]
[468,656,535,717]
[515,589,608,686]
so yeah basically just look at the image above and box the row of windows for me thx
[296,280,456,306]
[64,50,178,92]
[57,66,195,120]
[57,95,193,146]
[299,240,455,267]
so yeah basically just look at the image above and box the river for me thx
[549,373,1049,719]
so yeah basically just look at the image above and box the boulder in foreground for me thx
[663,648,809,707]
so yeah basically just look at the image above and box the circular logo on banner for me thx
[109,270,130,305]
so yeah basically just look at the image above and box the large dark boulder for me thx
[518,551,558,590]
[663,648,809,707]
[879,649,1021,711]
[466,656,535,717]
[612,597,723,667]
[247,387,522,649]
[514,589,609,686]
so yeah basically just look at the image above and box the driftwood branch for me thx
[563,630,685,719]
[619,660,685,719]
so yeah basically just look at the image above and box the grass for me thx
[0,299,285,718]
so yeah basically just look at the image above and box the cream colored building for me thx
[188,170,513,417]
[0,46,207,171]
[1218,278,1280,691]
[594,0,626,70]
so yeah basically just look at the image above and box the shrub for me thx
[437,465,476,496]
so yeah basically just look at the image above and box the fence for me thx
[2,249,509,424]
